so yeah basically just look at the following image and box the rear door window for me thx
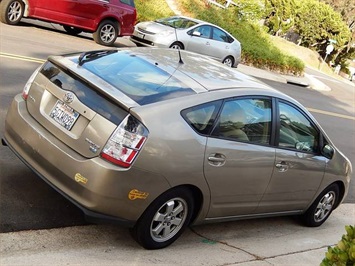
[212,98,272,144]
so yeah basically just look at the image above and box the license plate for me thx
[50,100,79,131]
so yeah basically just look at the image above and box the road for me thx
[0,20,354,233]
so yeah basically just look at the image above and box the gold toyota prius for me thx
[3,48,352,249]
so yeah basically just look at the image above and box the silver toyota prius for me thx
[3,48,352,250]
[130,16,241,67]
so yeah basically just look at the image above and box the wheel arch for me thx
[138,184,204,225]
[21,0,29,16]
[96,17,121,35]
[222,55,235,66]
[170,41,185,50]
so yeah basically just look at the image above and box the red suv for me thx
[0,0,137,46]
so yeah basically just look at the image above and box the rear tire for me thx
[93,20,118,46]
[63,26,83,35]
[302,184,339,227]
[0,0,24,25]
[222,56,234,67]
[132,187,194,249]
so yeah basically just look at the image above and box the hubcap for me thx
[314,191,336,222]
[8,2,22,22]
[223,58,233,67]
[171,44,181,49]
[150,197,188,242]
[100,25,115,44]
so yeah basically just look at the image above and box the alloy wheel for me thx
[150,197,188,242]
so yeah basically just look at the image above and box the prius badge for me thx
[63,92,74,103]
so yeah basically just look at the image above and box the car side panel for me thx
[28,0,77,25]
[256,149,327,213]
[4,95,172,222]
[204,138,276,217]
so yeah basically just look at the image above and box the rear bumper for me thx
[4,94,171,225]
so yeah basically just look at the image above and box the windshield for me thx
[155,17,198,29]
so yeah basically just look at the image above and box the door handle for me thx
[206,42,210,46]
[275,161,289,172]
[208,153,226,167]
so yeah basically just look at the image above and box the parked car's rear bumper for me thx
[4,94,171,225]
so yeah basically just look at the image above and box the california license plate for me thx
[50,100,79,131]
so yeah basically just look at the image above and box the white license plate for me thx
[50,100,79,131]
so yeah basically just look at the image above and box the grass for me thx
[134,0,305,75]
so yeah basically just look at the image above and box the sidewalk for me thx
[237,64,354,92]
[1,204,353,265]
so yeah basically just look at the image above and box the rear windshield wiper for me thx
[78,49,117,66]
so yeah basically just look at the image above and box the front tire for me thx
[93,20,118,46]
[0,0,24,25]
[169,42,184,50]
[132,188,194,249]
[302,184,339,227]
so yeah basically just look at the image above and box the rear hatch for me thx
[25,55,132,158]
[24,49,200,161]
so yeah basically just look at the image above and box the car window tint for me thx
[212,98,272,144]
[212,27,231,43]
[193,25,211,39]
[77,51,195,105]
[181,101,222,135]
[278,102,319,153]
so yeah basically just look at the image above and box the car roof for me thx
[54,47,289,107]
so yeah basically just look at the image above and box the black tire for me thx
[169,42,184,50]
[302,184,339,227]
[93,20,118,46]
[222,56,234,67]
[0,0,24,25]
[132,187,194,249]
[63,25,82,35]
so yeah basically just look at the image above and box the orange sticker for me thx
[74,173,88,184]
[128,189,149,200]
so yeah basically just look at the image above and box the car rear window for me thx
[120,0,135,7]
[41,62,128,125]
[74,51,195,105]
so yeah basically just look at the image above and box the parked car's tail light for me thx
[101,115,148,168]
[22,66,41,100]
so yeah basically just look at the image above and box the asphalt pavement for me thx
[1,59,354,265]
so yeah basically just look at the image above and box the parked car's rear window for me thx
[120,0,135,7]
[41,62,128,125]
[74,51,195,105]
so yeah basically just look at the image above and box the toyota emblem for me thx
[63,92,74,103]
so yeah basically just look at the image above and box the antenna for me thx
[173,21,184,65]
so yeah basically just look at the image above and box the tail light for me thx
[22,66,41,100]
[101,115,148,168]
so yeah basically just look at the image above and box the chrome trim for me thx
[204,210,303,223]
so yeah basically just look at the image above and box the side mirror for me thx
[322,144,334,159]
[192,31,201,37]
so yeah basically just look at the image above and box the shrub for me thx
[321,225,355,266]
